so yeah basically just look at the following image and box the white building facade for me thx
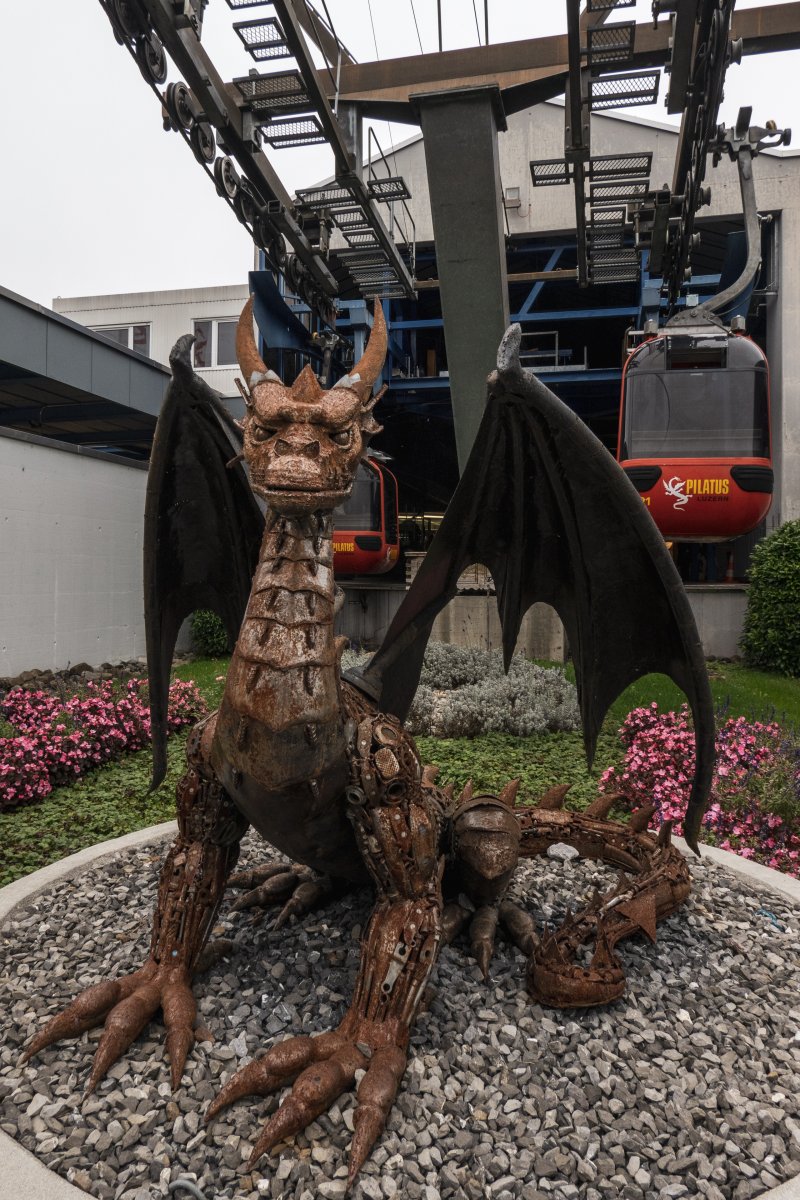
[54,283,250,404]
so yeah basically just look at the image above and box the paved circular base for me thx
[1,825,798,1200]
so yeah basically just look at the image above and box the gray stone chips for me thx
[1,834,799,1200]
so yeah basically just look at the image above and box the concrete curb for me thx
[675,835,800,905]
[0,820,177,925]
[1,822,798,1200]
[1,823,177,1200]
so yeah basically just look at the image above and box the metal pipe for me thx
[700,145,762,317]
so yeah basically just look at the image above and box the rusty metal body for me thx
[25,302,705,1191]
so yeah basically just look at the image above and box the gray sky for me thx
[1,0,797,307]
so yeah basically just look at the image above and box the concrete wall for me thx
[685,586,749,660]
[0,431,147,676]
[337,584,406,648]
[336,580,566,661]
[53,284,250,402]
[337,579,748,661]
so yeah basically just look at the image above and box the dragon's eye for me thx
[330,427,353,448]
[251,423,277,442]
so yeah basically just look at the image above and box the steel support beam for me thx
[271,0,355,174]
[141,0,336,294]
[415,86,510,472]
[270,2,414,296]
[333,3,800,119]
[289,0,355,68]
[415,267,577,290]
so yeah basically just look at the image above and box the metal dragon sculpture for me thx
[24,301,715,1190]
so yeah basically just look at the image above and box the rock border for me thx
[1,823,798,1200]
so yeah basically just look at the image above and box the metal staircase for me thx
[93,0,415,332]
[229,0,415,302]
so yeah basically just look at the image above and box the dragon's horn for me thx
[236,296,269,388]
[497,322,523,377]
[350,301,388,398]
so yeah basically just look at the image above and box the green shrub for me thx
[342,643,580,738]
[191,609,230,658]
[740,521,800,676]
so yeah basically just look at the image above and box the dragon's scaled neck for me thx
[224,510,344,737]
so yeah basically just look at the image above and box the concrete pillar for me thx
[771,208,800,525]
[414,85,510,472]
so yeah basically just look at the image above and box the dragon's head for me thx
[235,298,386,515]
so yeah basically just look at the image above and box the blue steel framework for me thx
[255,234,725,516]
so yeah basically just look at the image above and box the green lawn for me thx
[1,657,798,887]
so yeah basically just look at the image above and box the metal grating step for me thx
[590,266,641,284]
[587,226,626,249]
[590,180,649,204]
[234,18,291,61]
[588,248,640,284]
[367,176,412,202]
[589,71,659,111]
[586,22,635,68]
[530,158,571,187]
[345,231,381,247]
[587,0,634,10]
[348,267,397,281]
[234,70,312,117]
[590,206,627,225]
[350,277,400,290]
[349,270,398,282]
[335,250,389,266]
[360,285,407,298]
[334,208,371,230]
[225,0,272,8]
[296,183,357,211]
[261,117,327,148]
[588,152,651,181]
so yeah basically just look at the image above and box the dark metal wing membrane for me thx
[348,325,714,851]
[144,335,264,788]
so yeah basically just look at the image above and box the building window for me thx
[90,324,151,356]
[193,319,238,368]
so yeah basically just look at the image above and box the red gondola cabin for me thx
[617,325,773,541]
[333,457,400,576]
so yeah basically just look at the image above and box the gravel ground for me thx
[1,833,799,1200]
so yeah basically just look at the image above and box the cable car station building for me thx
[3,96,800,670]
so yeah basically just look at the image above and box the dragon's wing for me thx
[144,335,264,787]
[347,325,714,851]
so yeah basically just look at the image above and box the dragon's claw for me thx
[443,897,540,979]
[207,1025,406,1190]
[228,862,334,927]
[24,961,197,1093]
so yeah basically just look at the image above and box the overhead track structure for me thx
[527,0,792,304]
[96,0,415,327]
[95,0,800,325]
[90,0,800,469]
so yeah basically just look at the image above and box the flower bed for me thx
[601,703,800,877]
[0,678,206,811]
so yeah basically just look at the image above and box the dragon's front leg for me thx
[207,711,445,1191]
[24,715,248,1089]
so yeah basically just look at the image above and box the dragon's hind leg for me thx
[23,714,248,1090]
[514,789,691,1007]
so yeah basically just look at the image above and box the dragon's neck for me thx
[224,511,343,742]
